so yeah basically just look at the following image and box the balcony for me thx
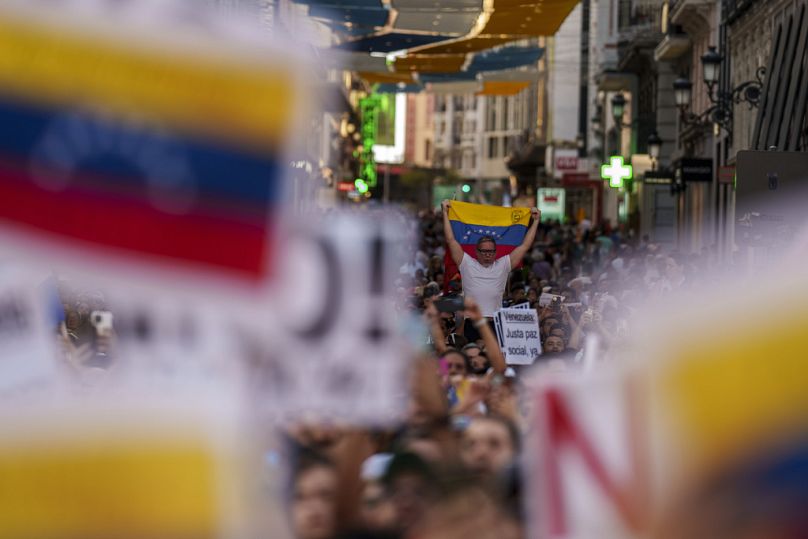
[669,0,713,33]
[617,0,664,68]
[618,0,664,41]
[654,30,690,61]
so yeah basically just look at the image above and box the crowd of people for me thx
[51,202,707,539]
[284,203,711,539]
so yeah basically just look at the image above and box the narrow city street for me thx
[0,1,806,539]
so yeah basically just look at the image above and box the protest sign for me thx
[0,0,310,292]
[526,370,649,539]
[524,251,808,539]
[495,307,541,365]
[0,266,58,395]
[0,0,314,397]
[239,209,415,425]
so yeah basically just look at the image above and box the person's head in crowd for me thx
[383,452,436,534]
[441,349,469,378]
[414,268,426,284]
[526,288,539,306]
[550,325,568,342]
[475,237,497,267]
[460,415,519,478]
[291,450,338,539]
[422,282,440,301]
[510,285,526,305]
[541,317,559,335]
[438,311,456,335]
[543,335,566,354]
[416,472,524,539]
[433,272,444,288]
[463,343,489,375]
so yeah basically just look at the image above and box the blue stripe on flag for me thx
[0,97,280,206]
[450,221,527,247]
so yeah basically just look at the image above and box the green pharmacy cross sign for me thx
[601,156,633,188]
[358,95,381,188]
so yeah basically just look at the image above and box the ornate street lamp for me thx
[647,131,662,161]
[611,93,626,125]
[673,78,693,108]
[673,46,766,136]
[701,46,723,88]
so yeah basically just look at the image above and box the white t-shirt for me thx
[459,253,511,317]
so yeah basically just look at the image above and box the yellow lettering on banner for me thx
[0,18,296,150]
[0,440,218,539]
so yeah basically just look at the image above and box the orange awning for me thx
[392,54,467,73]
[476,81,530,95]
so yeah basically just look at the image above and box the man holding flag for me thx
[441,200,540,342]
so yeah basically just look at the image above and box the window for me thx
[486,97,496,131]
[503,97,510,130]
[488,137,498,158]
[425,140,431,160]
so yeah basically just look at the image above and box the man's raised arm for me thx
[509,207,540,268]
[442,200,465,267]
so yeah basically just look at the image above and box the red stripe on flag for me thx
[0,169,270,279]
[443,245,516,293]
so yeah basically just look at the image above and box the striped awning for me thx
[291,0,573,91]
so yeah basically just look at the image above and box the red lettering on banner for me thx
[540,385,647,535]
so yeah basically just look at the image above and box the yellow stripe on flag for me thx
[448,200,531,227]
[0,17,297,150]
[0,439,219,539]
[659,296,808,473]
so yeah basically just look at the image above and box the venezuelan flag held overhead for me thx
[0,5,303,282]
[444,201,531,289]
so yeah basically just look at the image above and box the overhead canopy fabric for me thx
[304,0,391,29]
[390,0,484,34]
[334,32,455,53]
[357,71,416,84]
[375,83,424,93]
[427,81,481,94]
[476,81,531,95]
[393,54,468,73]
[292,0,574,93]
[466,45,544,72]
[478,66,540,82]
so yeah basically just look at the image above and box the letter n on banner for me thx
[531,378,649,538]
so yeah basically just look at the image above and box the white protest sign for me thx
[496,307,541,365]
[526,370,649,539]
[0,266,58,395]
[256,209,414,425]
